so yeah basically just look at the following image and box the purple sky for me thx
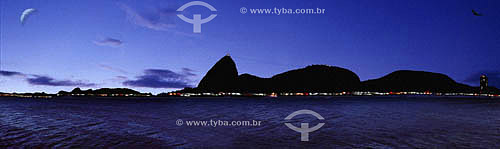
[1,0,500,94]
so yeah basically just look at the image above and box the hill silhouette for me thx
[57,88,143,96]
[361,70,474,93]
[237,73,271,93]
[270,65,360,92]
[235,65,360,93]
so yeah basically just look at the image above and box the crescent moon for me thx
[20,8,37,25]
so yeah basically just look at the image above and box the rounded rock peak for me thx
[197,55,238,92]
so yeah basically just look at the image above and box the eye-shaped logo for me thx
[177,1,217,33]
[284,109,325,141]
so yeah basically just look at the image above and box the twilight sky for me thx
[1,0,500,94]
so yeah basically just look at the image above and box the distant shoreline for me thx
[1,94,498,100]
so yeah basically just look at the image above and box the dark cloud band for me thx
[123,68,195,88]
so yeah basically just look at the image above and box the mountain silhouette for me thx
[179,55,499,94]
[190,56,361,93]
[196,55,239,92]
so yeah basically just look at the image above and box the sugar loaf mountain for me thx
[177,55,499,95]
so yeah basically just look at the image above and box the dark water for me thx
[1,97,499,148]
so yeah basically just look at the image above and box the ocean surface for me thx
[0,96,499,148]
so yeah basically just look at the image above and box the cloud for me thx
[181,67,196,76]
[115,76,128,80]
[464,71,500,88]
[123,68,195,88]
[93,38,123,47]
[105,75,129,83]
[1,70,96,87]
[159,8,176,16]
[0,70,25,77]
[98,64,128,74]
[26,75,96,87]
[118,3,176,31]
